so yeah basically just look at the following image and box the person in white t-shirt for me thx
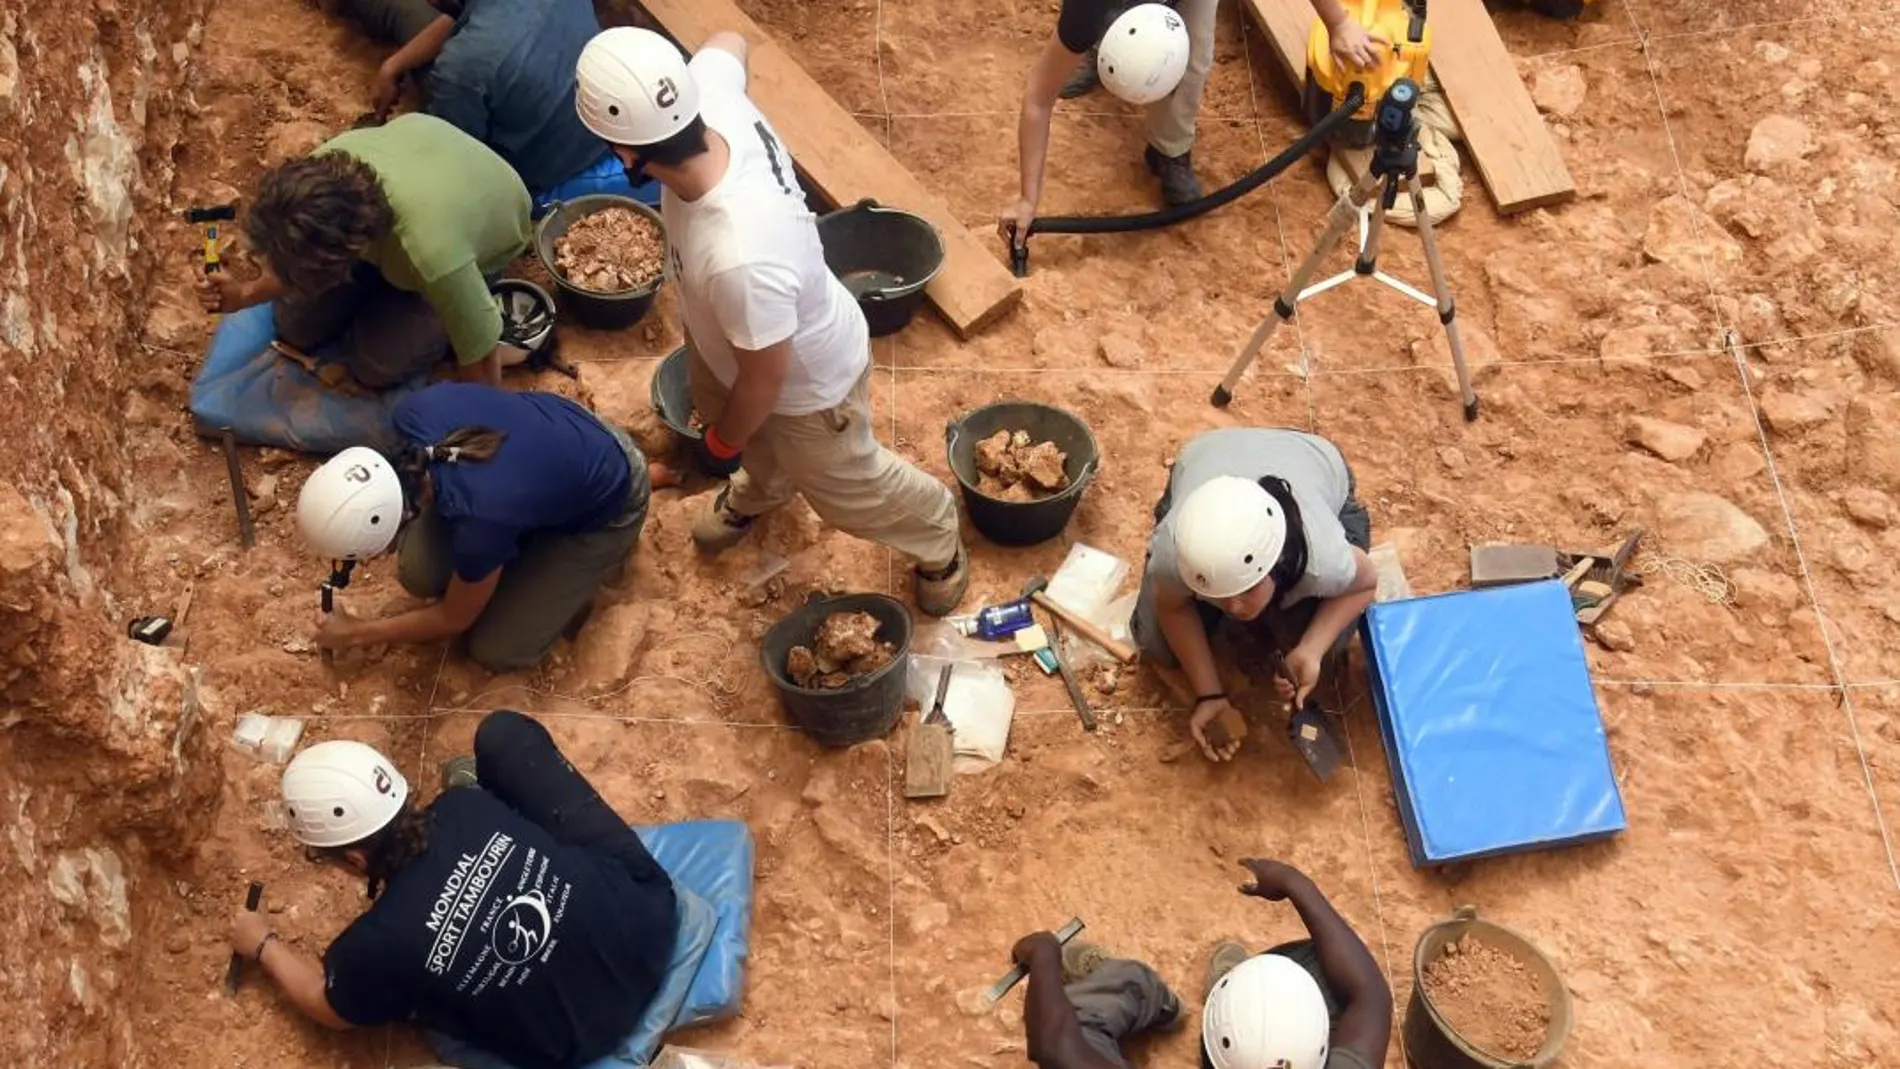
[573,27,969,616]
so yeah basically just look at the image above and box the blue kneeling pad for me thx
[1360,580,1627,867]
[633,820,754,1032]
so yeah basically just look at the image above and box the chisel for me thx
[984,916,1085,1005]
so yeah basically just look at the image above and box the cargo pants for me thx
[1145,0,1220,159]
[687,347,961,570]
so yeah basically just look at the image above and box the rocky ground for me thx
[34,0,1900,1066]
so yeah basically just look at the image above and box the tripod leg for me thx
[1356,176,1395,276]
[1213,172,1384,407]
[1408,174,1479,422]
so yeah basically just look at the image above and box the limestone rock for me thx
[1592,620,1636,653]
[1625,416,1705,462]
[1744,115,1816,173]
[1531,64,1587,118]
[1851,328,1900,385]
[1644,195,1744,276]
[1844,396,1900,493]
[1661,364,1705,391]
[1032,324,1090,367]
[1655,491,1769,563]
[1758,389,1831,435]
[1729,567,1801,612]
[1712,441,1766,482]
[1415,322,1502,395]
[1097,332,1144,369]
[1840,487,1892,529]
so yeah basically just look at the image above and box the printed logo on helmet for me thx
[654,77,679,109]
[373,767,393,795]
[344,464,372,484]
[1164,11,1181,29]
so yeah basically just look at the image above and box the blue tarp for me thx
[187,303,415,455]
[1361,580,1627,867]
[536,154,662,217]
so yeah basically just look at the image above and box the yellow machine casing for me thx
[1302,0,1433,146]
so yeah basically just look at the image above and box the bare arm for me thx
[1015,934,1124,1069]
[1005,34,1086,229]
[701,30,749,68]
[257,940,353,1031]
[318,569,501,649]
[1242,860,1392,1060]
[715,340,792,449]
[1311,0,1351,26]
[381,14,454,84]
[458,347,505,386]
[1156,583,1222,698]
[1294,547,1378,660]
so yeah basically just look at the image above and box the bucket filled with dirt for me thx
[761,594,913,747]
[946,401,1099,546]
[1404,906,1572,1069]
[535,195,667,330]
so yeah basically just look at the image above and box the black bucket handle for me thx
[945,418,1099,493]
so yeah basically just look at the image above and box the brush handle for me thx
[224,881,264,995]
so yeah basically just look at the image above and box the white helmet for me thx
[1097,4,1191,106]
[1202,953,1332,1069]
[281,740,410,848]
[575,27,700,147]
[1173,476,1286,600]
[297,447,404,561]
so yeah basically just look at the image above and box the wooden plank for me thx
[1421,0,1574,213]
[633,0,1022,337]
[1239,0,1573,214]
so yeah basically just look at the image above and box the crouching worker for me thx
[198,113,533,388]
[298,382,651,672]
[233,710,718,1069]
[1131,428,1377,763]
[1010,859,1391,1069]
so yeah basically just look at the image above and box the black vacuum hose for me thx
[1009,85,1367,275]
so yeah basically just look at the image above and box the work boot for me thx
[1061,941,1109,984]
[439,755,478,791]
[1144,146,1205,206]
[1060,50,1101,99]
[691,487,755,554]
[1203,940,1251,997]
[913,543,970,618]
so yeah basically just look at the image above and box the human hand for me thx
[313,607,363,650]
[370,64,402,119]
[1190,696,1244,763]
[1011,931,1061,965]
[1275,644,1322,705]
[196,272,250,315]
[1326,18,1388,71]
[997,198,1036,247]
[230,906,274,959]
[693,427,744,478]
[1237,858,1308,901]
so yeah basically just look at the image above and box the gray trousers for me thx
[276,263,449,389]
[337,0,443,45]
[1067,960,1183,1068]
[397,427,650,671]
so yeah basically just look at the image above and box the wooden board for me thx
[1425,0,1573,213]
[1239,0,1573,214]
[635,0,1022,337]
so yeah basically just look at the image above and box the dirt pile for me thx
[1421,937,1552,1060]
[553,207,665,293]
[787,611,897,688]
[974,430,1069,502]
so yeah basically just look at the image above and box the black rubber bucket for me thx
[649,345,726,477]
[760,593,913,748]
[1402,906,1573,1069]
[815,198,944,338]
[945,401,1099,547]
[534,195,666,331]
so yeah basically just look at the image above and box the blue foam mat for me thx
[634,820,754,1030]
[1360,580,1626,867]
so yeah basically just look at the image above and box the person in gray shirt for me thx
[1131,428,1376,762]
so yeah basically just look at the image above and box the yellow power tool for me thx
[1302,0,1432,147]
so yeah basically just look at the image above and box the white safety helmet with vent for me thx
[1097,4,1191,106]
[297,447,404,561]
[1201,953,1332,1069]
[1172,476,1287,600]
[575,27,700,147]
[281,740,410,849]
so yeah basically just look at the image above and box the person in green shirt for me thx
[199,113,533,387]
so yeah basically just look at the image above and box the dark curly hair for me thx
[245,153,394,297]
[313,799,433,900]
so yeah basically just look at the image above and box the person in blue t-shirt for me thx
[334,0,656,206]
[233,710,681,1069]
[296,383,650,671]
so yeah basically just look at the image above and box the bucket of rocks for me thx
[535,195,667,330]
[1403,906,1573,1069]
[945,401,1099,546]
[761,593,913,748]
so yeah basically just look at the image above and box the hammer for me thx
[1020,576,1138,665]
[184,203,238,276]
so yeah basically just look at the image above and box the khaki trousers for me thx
[1145,0,1221,158]
[687,351,961,569]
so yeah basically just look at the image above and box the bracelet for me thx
[254,931,280,962]
[703,426,743,460]
[1193,692,1227,706]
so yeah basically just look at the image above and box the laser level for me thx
[1302,0,1432,147]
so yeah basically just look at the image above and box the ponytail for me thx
[1258,476,1308,607]
[392,426,508,514]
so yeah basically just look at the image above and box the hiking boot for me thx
[691,487,755,553]
[1060,51,1101,99]
[1144,146,1205,206]
[439,755,478,790]
[914,543,970,617]
[1203,940,1251,998]
[1062,941,1109,984]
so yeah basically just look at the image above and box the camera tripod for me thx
[1212,78,1480,422]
